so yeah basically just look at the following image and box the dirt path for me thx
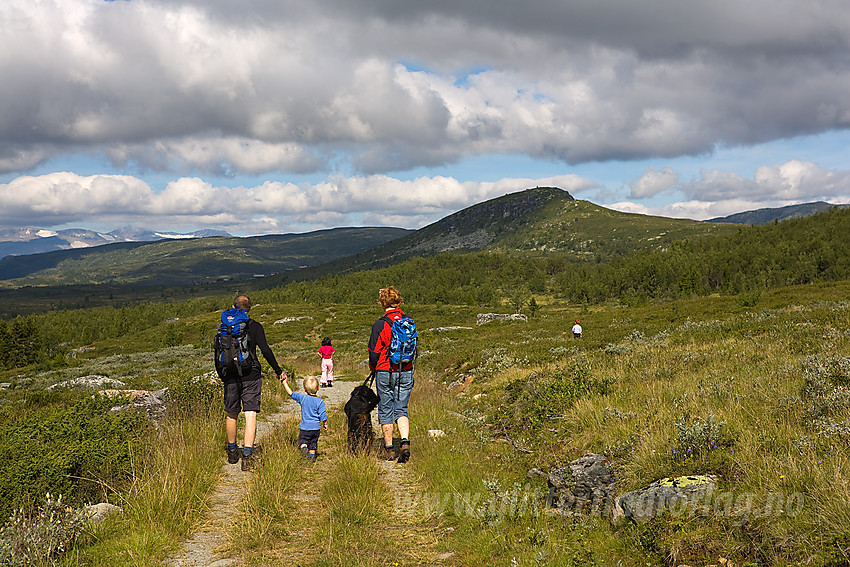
[264,390,451,566]
[164,378,354,567]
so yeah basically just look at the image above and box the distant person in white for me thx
[572,319,582,338]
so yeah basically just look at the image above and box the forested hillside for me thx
[3,206,848,373]
[261,205,850,307]
[0,187,737,317]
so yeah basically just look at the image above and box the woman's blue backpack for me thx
[382,315,417,369]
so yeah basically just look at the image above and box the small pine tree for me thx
[527,297,540,318]
[508,285,531,314]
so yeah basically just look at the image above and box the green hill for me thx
[709,201,850,224]
[299,187,738,278]
[0,227,411,287]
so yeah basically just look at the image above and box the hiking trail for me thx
[164,378,352,567]
[164,378,445,566]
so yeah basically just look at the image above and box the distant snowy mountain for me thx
[0,225,231,259]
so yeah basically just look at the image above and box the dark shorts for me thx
[298,429,321,452]
[223,376,262,415]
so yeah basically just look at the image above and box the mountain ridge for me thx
[709,201,850,224]
[0,227,411,286]
[2,190,847,292]
[309,187,737,279]
[0,226,232,260]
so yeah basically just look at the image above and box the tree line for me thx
[261,207,850,306]
[2,207,848,371]
[0,298,223,371]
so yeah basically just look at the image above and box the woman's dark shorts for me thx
[298,429,321,452]
[223,376,262,415]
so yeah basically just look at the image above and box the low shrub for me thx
[492,360,613,433]
[800,354,850,419]
[671,412,730,460]
[0,394,149,520]
[0,493,89,566]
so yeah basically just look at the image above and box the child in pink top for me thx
[318,337,335,388]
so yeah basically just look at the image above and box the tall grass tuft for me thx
[228,419,301,554]
[322,453,384,528]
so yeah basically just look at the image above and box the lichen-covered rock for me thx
[107,388,169,422]
[613,475,718,523]
[547,453,615,516]
[82,502,123,524]
[527,468,547,481]
[47,375,125,391]
[273,316,314,324]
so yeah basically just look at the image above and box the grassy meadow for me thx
[1,279,849,565]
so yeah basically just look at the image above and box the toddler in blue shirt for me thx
[281,374,328,461]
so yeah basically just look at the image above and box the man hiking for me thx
[215,294,284,471]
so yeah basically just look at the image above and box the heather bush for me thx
[671,412,730,460]
[491,359,612,432]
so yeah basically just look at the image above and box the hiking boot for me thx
[227,445,241,465]
[327,381,333,387]
[241,446,262,472]
[397,440,410,464]
[381,445,397,461]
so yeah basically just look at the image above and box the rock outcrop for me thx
[83,502,123,524]
[546,453,615,516]
[47,375,125,391]
[273,316,314,324]
[476,313,528,325]
[104,388,169,422]
[613,475,718,523]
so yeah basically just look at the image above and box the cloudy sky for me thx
[1,0,849,235]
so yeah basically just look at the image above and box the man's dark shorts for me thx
[298,429,321,452]
[223,376,262,415]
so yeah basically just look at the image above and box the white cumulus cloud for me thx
[610,160,850,220]
[0,172,597,233]
[629,166,679,198]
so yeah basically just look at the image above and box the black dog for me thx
[344,380,379,454]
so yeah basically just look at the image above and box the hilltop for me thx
[302,187,738,278]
